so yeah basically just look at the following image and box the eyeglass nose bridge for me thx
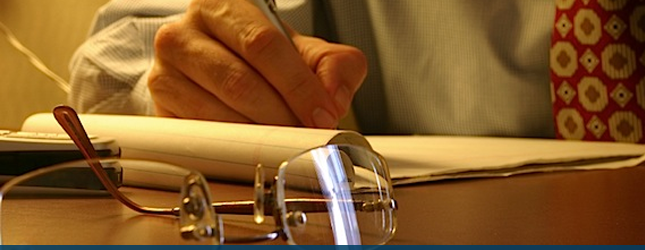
[270,175,293,242]
[253,164,266,224]
[179,173,224,244]
[252,164,292,241]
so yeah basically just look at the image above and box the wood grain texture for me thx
[3,167,645,244]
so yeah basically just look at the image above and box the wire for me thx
[0,20,71,93]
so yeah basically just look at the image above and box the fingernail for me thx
[313,108,338,128]
[334,86,351,111]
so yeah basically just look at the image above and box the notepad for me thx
[21,113,645,186]
[21,113,371,184]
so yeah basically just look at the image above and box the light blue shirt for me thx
[69,0,556,137]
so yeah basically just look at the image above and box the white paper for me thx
[22,113,645,187]
[21,113,369,183]
[366,136,645,185]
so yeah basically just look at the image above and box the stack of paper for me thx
[22,113,645,186]
[367,136,645,185]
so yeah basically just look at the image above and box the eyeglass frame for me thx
[46,105,397,245]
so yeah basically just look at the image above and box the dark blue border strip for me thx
[0,246,642,250]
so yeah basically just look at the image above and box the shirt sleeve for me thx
[67,0,187,115]
[68,0,314,116]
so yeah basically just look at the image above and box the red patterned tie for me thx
[551,0,645,143]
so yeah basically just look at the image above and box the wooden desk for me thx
[3,167,645,244]
[389,166,645,244]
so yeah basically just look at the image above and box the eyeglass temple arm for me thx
[52,105,174,216]
[213,194,397,215]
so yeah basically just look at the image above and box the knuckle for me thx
[239,24,282,56]
[219,67,254,103]
[346,48,369,89]
[154,23,185,53]
[147,70,174,95]
[284,73,314,98]
[348,48,368,73]
[188,0,207,9]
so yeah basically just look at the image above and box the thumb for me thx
[295,36,368,116]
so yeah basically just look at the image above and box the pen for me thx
[251,0,342,129]
[250,0,295,47]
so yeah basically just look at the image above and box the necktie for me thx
[551,0,645,143]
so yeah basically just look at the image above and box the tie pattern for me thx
[551,0,645,143]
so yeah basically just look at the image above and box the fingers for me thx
[152,21,301,126]
[148,59,253,123]
[151,0,368,128]
[185,0,341,128]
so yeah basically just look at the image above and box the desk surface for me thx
[3,167,645,245]
[390,166,645,244]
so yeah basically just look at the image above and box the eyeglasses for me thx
[0,106,397,245]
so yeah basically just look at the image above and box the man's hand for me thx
[148,0,367,128]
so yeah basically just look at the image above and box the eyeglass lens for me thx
[0,146,395,245]
[276,145,396,245]
[0,159,219,245]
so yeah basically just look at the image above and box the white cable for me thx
[0,20,71,93]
